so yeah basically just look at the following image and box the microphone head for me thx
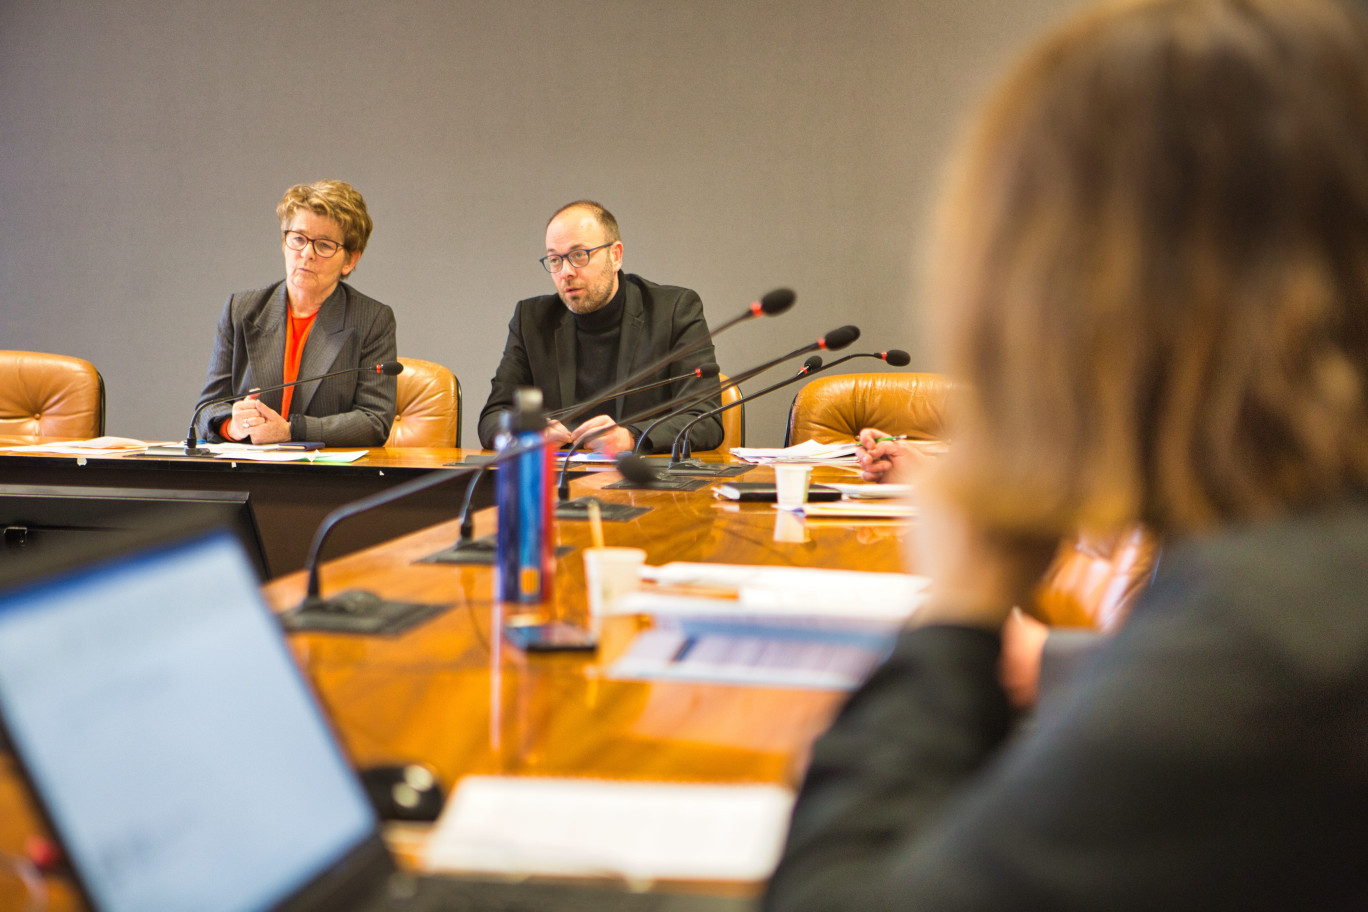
[697,362,721,379]
[377,361,405,376]
[616,453,662,484]
[883,349,912,367]
[801,355,823,373]
[757,288,796,316]
[819,325,861,352]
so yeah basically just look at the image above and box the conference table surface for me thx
[0,456,913,910]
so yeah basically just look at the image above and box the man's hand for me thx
[545,419,574,447]
[570,415,634,454]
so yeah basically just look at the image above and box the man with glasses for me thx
[477,201,723,453]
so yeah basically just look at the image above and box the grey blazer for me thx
[476,272,723,452]
[193,281,397,446]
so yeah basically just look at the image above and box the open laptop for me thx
[0,518,756,912]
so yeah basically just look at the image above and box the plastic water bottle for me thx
[494,388,554,604]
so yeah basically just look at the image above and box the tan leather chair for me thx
[785,372,953,445]
[0,350,105,439]
[1032,525,1159,630]
[384,357,461,448]
[693,373,744,454]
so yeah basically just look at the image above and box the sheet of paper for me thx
[608,624,892,689]
[824,482,913,499]
[636,563,928,618]
[423,776,795,883]
[729,439,861,464]
[555,451,616,464]
[0,436,160,454]
[800,499,917,520]
[210,449,369,463]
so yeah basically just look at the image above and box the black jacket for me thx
[767,501,1368,911]
[477,273,723,453]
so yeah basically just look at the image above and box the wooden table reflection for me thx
[0,458,911,910]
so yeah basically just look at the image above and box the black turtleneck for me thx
[573,274,626,424]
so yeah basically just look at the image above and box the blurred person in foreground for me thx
[766,1,1368,909]
[193,180,397,447]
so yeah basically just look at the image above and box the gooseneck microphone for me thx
[668,348,914,466]
[185,361,404,456]
[552,289,795,432]
[614,453,666,486]
[545,363,720,422]
[632,325,863,457]
[671,356,824,462]
[821,349,912,370]
[552,349,790,498]
[295,433,547,620]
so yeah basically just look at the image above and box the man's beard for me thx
[560,275,615,314]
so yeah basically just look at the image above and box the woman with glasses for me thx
[192,179,397,447]
[765,0,1368,908]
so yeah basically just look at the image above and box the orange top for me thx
[218,309,318,442]
[280,309,318,422]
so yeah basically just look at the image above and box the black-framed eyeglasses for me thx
[540,242,614,273]
[284,230,346,259]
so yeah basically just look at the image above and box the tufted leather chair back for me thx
[384,357,462,448]
[786,372,954,445]
[0,350,105,439]
[1032,525,1160,631]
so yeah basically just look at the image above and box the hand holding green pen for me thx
[856,428,935,484]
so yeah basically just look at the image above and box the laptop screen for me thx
[0,527,377,912]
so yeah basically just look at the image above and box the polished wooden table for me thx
[0,441,499,577]
[0,458,912,910]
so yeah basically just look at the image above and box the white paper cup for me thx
[773,464,814,510]
[773,509,810,543]
[582,547,647,630]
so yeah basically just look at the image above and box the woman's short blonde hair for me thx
[276,179,374,256]
[933,0,1368,539]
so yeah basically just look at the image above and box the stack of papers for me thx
[637,563,927,618]
[800,500,916,520]
[208,446,369,464]
[605,564,927,689]
[729,439,860,465]
[424,776,795,883]
[824,483,913,500]
[609,623,893,689]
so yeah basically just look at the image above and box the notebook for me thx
[0,518,756,912]
[711,482,842,503]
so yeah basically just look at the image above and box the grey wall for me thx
[0,0,1086,448]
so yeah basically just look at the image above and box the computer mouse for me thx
[360,763,446,822]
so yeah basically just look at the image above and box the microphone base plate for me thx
[555,497,650,522]
[603,475,712,492]
[280,592,448,636]
[419,536,573,566]
[662,463,755,478]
